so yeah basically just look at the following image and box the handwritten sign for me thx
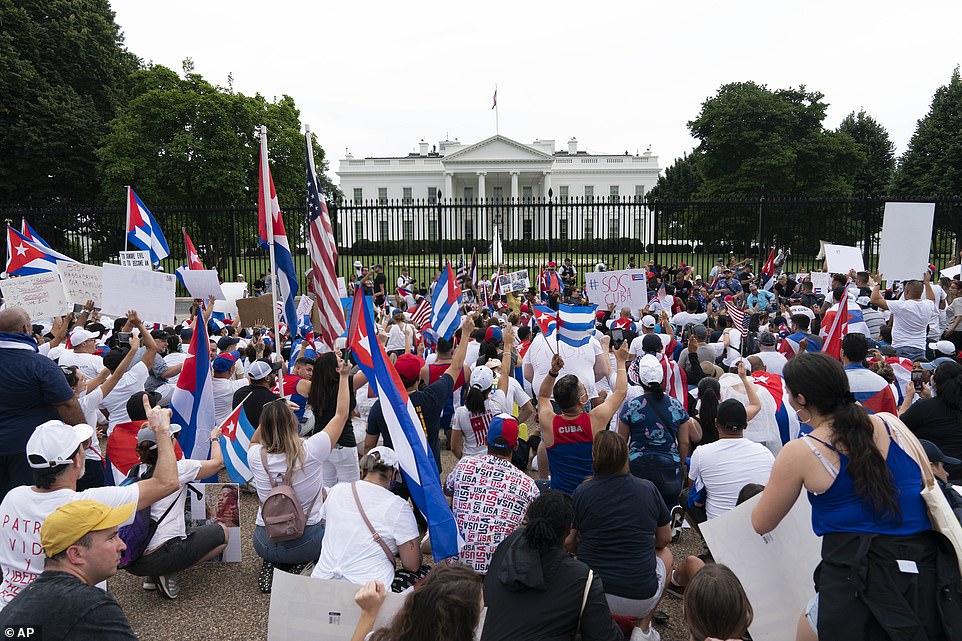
[0,272,71,320]
[58,263,103,307]
[878,202,935,281]
[809,272,832,297]
[336,277,347,298]
[823,243,864,274]
[101,263,176,324]
[497,269,530,293]
[177,268,225,301]
[584,268,648,310]
[213,282,248,318]
[119,251,151,270]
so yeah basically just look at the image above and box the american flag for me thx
[456,250,467,283]
[410,299,432,330]
[305,128,345,350]
[724,299,748,336]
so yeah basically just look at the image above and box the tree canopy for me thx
[892,68,962,198]
[647,152,703,203]
[836,109,895,197]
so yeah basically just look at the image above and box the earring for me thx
[797,407,812,424]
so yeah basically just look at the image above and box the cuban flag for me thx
[348,287,462,561]
[844,364,899,415]
[822,299,871,340]
[219,396,256,483]
[557,303,596,347]
[468,247,478,285]
[5,225,75,276]
[170,311,216,463]
[258,134,299,330]
[751,372,801,444]
[126,187,170,264]
[820,296,848,360]
[21,218,51,249]
[761,248,777,291]
[182,228,205,270]
[533,305,558,337]
[430,262,461,341]
[885,356,914,404]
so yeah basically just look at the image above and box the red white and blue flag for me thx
[258,138,299,331]
[533,305,558,337]
[725,299,748,336]
[183,228,205,270]
[820,296,848,360]
[410,299,433,330]
[126,187,170,264]
[430,262,461,341]
[844,364,899,415]
[468,247,478,285]
[885,356,914,404]
[5,225,75,275]
[20,218,51,249]
[751,372,801,444]
[170,311,216,463]
[219,395,256,484]
[347,287,462,561]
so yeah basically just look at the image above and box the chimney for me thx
[568,138,578,155]
[419,140,429,156]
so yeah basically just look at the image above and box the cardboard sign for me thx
[584,269,648,310]
[177,268,225,301]
[58,263,103,307]
[497,269,530,293]
[119,250,152,270]
[878,202,935,281]
[184,483,240,562]
[236,295,275,329]
[336,277,347,298]
[213,282,249,318]
[700,493,821,641]
[823,243,864,274]
[809,272,833,297]
[0,272,71,320]
[100,263,176,324]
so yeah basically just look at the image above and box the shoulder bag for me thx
[351,482,396,567]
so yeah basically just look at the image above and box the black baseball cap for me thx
[717,398,748,430]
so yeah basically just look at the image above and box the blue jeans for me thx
[253,523,324,565]
[895,346,925,362]
[629,452,681,511]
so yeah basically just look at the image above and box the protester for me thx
[753,331,787,375]
[211,352,245,424]
[919,438,962,523]
[451,336,514,459]
[900,360,962,482]
[752,352,958,640]
[232,359,281,429]
[682,564,754,641]
[871,272,937,362]
[840,333,898,415]
[0,500,138,639]
[307,352,368,485]
[481,491,623,641]
[100,311,160,432]
[57,327,104,378]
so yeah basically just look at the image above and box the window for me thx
[377,187,388,205]
[608,217,620,239]
[584,185,594,203]
[492,186,503,202]
[427,187,438,204]
[609,185,620,202]
[584,215,594,241]
[522,218,533,240]
[402,219,414,241]
[353,188,363,203]
[558,185,569,203]
[428,214,438,241]
[634,185,645,203]
[463,186,473,201]
[354,220,364,241]
[522,186,533,203]
[465,217,474,241]
[378,219,389,241]
[402,187,412,205]
[560,217,569,240]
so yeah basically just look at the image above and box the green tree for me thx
[647,152,704,203]
[892,68,962,198]
[687,82,861,198]
[0,0,139,204]
[837,109,895,196]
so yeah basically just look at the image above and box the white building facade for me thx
[336,135,660,246]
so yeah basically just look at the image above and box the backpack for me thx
[259,447,319,541]
[117,464,181,569]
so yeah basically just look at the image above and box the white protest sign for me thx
[701,493,821,641]
[100,263,176,324]
[942,265,961,280]
[119,250,151,270]
[336,277,347,298]
[186,483,240,562]
[58,263,103,307]
[878,202,935,281]
[213,282,249,318]
[177,268,225,301]
[823,243,864,274]
[809,272,832,297]
[0,272,71,320]
[584,269,648,310]
[295,294,313,319]
[497,269,530,293]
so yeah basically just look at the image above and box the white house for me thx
[335,135,660,246]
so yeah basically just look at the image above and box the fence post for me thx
[436,190,443,274]
[652,200,660,267]
[230,208,239,280]
[756,197,764,268]
[547,189,554,260]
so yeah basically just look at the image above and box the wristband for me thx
[209,437,220,444]
[548,371,559,378]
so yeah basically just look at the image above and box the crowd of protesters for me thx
[2,250,962,641]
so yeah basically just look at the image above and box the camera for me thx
[117,332,131,345]
[611,329,625,350]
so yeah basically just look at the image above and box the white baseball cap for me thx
[248,360,280,381]
[137,423,182,449]
[640,315,657,329]
[929,340,957,357]
[365,446,400,470]
[69,328,98,346]
[26,420,95,468]
[633,354,664,386]
[471,366,494,391]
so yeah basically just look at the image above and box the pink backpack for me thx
[259,447,319,541]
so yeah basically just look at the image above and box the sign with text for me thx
[213,282,249,318]
[177,268,225,301]
[824,243,865,274]
[0,272,71,319]
[336,277,347,298]
[809,272,833,297]
[101,263,176,324]
[878,202,935,281]
[701,494,821,641]
[584,269,648,310]
[118,250,151,270]
[497,269,530,293]
[58,263,103,307]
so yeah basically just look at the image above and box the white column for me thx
[542,171,552,198]
[477,172,486,240]
[443,172,453,200]
[510,171,520,240]
[510,171,519,199]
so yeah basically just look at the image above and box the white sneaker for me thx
[630,624,661,641]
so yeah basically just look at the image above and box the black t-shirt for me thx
[373,273,387,296]
[232,384,280,429]
[0,571,137,640]
[902,398,962,481]
[366,374,454,470]
[308,377,357,447]
[572,474,670,599]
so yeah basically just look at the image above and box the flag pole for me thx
[260,125,285,398]
[124,185,130,251]
[494,84,499,135]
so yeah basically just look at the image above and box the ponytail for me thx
[644,381,665,401]
[697,378,721,443]
[464,386,490,414]
[522,491,574,553]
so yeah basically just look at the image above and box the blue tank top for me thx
[806,420,930,537]
[548,413,594,495]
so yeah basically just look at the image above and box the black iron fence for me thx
[2,197,960,296]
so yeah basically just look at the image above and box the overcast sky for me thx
[111,1,961,183]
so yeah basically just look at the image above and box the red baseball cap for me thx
[548,261,557,267]
[394,354,425,383]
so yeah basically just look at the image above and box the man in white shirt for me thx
[753,332,788,376]
[211,353,244,424]
[57,329,104,379]
[872,273,937,362]
[522,332,606,405]
[670,299,709,329]
[627,315,673,357]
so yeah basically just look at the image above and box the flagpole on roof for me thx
[260,125,285,398]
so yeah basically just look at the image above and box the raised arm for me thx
[320,360,353,445]
[134,398,180,509]
[538,352,564,447]
[871,273,889,310]
[589,343,630,432]
[443,315,476,381]
[738,361,762,421]
[97,334,141,397]
[497,326,515,396]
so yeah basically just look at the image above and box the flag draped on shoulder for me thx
[430,262,462,341]
[183,229,205,270]
[305,128,346,350]
[5,225,75,276]
[219,396,256,484]
[126,187,170,264]
[347,288,462,561]
[845,365,898,415]
[170,312,216,462]
[557,303,595,347]
[258,135,299,330]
